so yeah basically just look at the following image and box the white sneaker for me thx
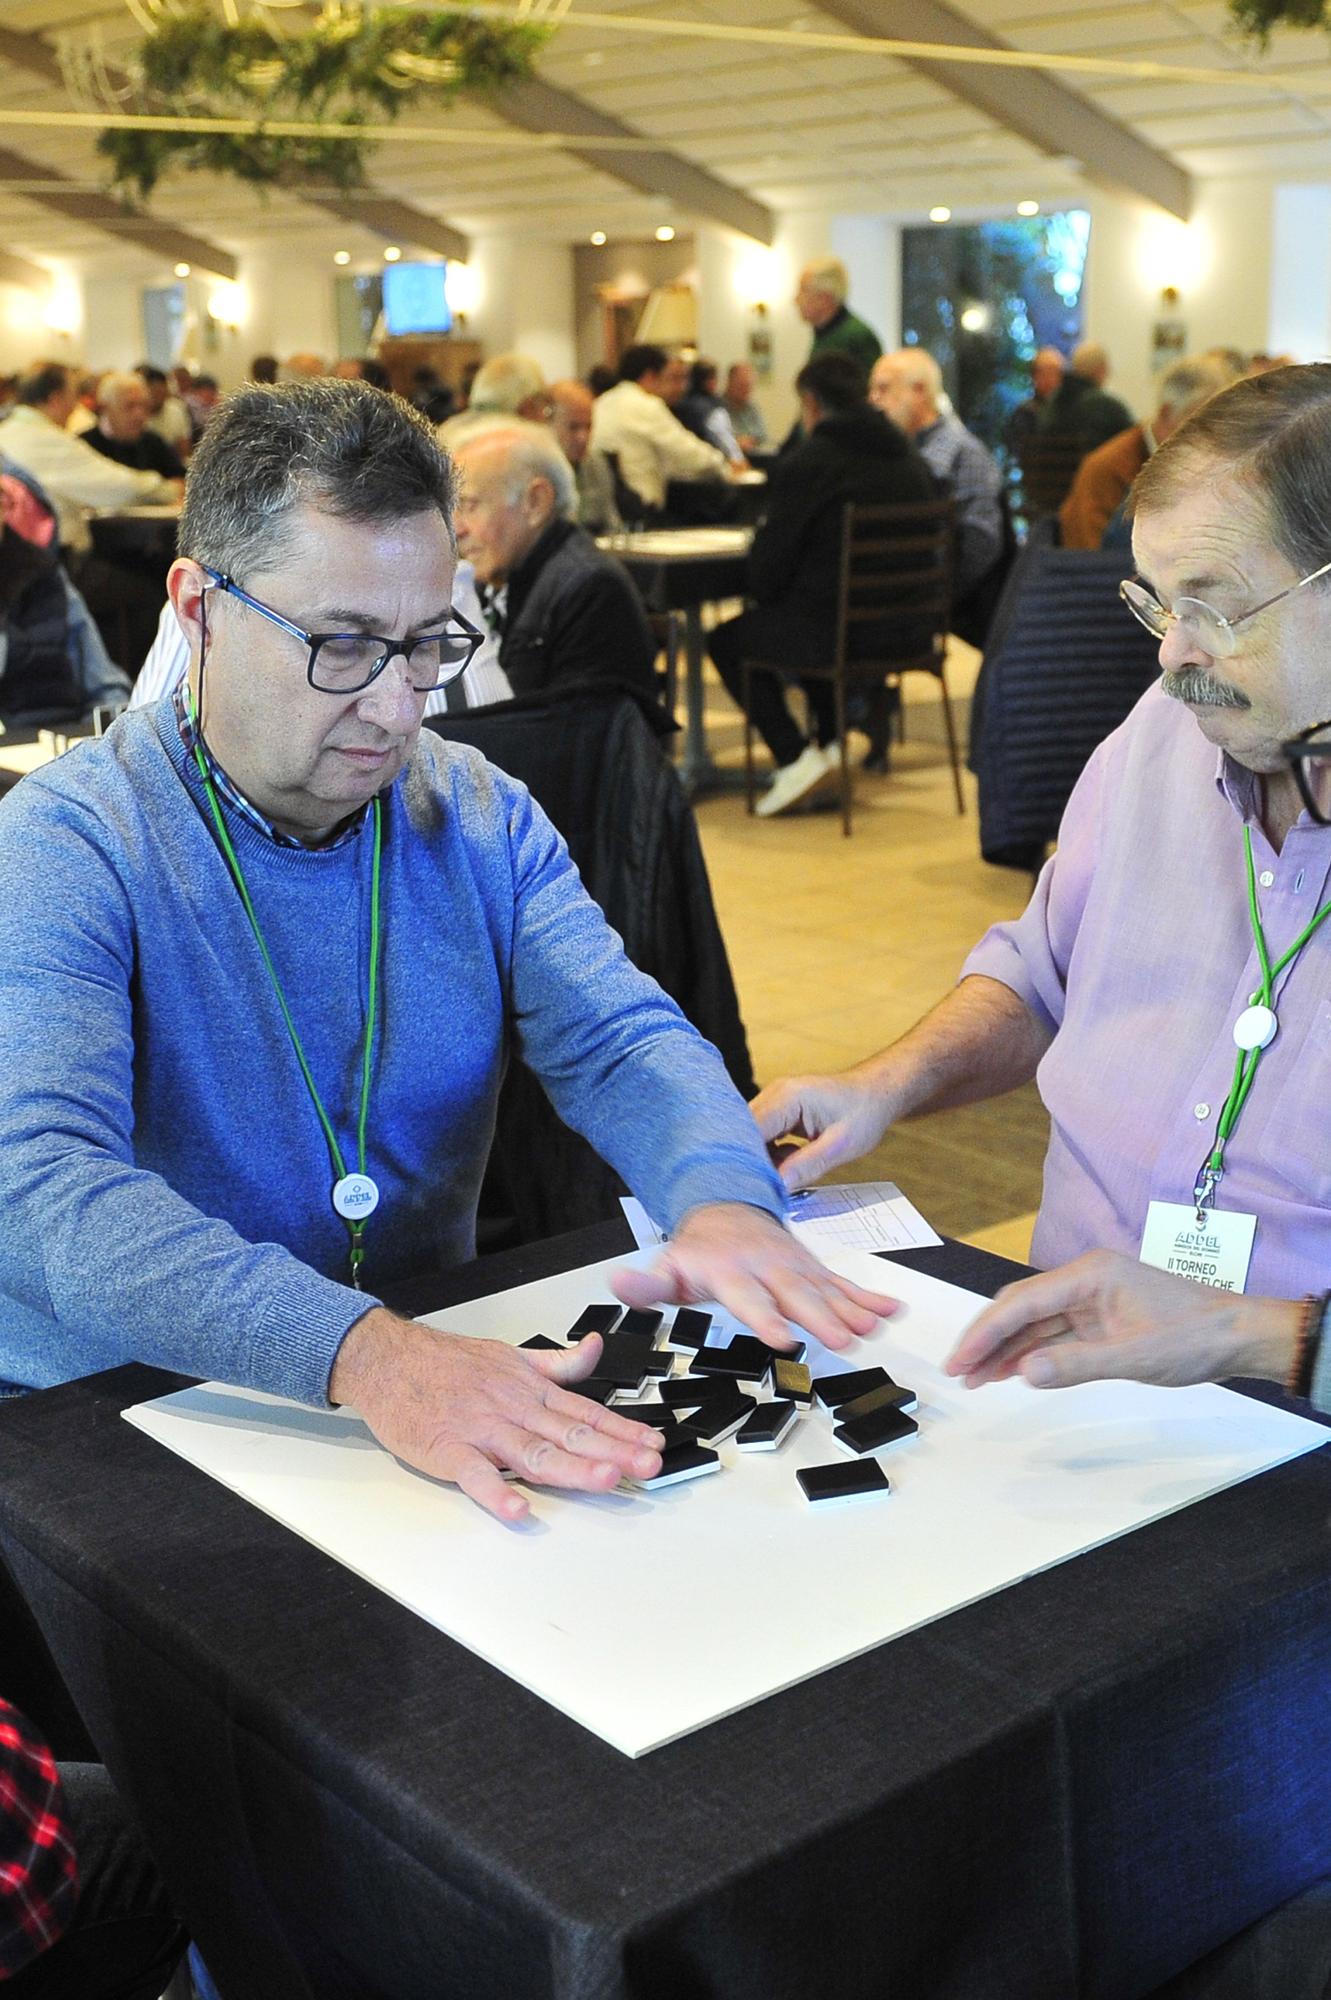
[755,741,838,817]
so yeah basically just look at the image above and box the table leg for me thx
[677,606,721,796]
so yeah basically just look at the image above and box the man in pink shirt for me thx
[755,364,1331,1317]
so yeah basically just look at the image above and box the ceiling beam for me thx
[819,0,1192,218]
[487,75,775,244]
[291,187,469,261]
[0,145,238,277]
[0,24,469,264]
[0,243,52,292]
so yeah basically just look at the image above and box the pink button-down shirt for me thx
[964,680,1331,1298]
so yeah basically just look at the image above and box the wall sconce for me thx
[734,246,777,316]
[207,281,246,331]
[444,260,477,331]
[44,272,82,339]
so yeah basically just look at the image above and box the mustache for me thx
[1160,668,1252,710]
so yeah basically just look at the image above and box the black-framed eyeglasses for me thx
[200,564,484,694]
[1284,717,1331,826]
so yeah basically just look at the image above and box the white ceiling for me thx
[0,0,1328,271]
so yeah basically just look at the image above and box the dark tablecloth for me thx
[0,1223,1329,2000]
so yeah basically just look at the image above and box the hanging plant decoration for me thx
[97,3,548,200]
[1228,0,1329,42]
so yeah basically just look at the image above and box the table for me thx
[1,1221,1329,1999]
[601,527,752,794]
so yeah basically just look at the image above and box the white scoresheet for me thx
[124,1250,1330,1758]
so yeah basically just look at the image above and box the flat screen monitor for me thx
[383,262,452,336]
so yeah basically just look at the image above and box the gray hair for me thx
[1156,352,1239,424]
[97,370,148,409]
[178,379,455,582]
[453,419,576,521]
[467,352,545,414]
[800,256,849,305]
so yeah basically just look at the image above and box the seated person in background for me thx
[0,1697,187,1998]
[723,361,767,453]
[462,352,547,420]
[1059,351,1237,550]
[2,362,182,671]
[0,379,890,1523]
[185,374,221,436]
[135,365,193,459]
[1039,339,1134,452]
[870,347,1011,669]
[547,378,622,535]
[83,371,186,480]
[1003,346,1064,457]
[947,1250,1331,1412]
[675,360,747,466]
[2,364,179,546]
[587,363,617,399]
[708,352,935,817]
[754,363,1331,1305]
[250,354,279,385]
[410,365,455,426]
[452,419,658,701]
[282,352,326,381]
[64,372,100,437]
[590,344,729,521]
[869,347,1004,621]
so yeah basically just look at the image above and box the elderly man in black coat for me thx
[708,352,935,816]
[451,420,658,703]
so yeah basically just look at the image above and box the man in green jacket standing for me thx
[796,258,883,378]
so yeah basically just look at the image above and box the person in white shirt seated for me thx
[2,361,182,671]
[590,345,730,524]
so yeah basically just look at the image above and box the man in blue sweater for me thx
[0,380,892,1521]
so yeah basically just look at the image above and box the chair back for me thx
[835,497,954,677]
[971,525,1159,869]
[600,449,664,532]
[1017,436,1085,519]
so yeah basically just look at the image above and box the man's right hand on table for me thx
[329,1308,663,1522]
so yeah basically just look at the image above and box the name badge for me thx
[1139,1202,1256,1293]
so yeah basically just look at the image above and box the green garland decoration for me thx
[98,5,547,200]
[1228,0,1330,41]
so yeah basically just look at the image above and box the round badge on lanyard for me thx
[1233,1003,1278,1052]
[332,1173,380,1221]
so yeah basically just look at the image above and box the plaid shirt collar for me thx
[173,679,366,851]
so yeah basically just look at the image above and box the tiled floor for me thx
[690,642,1048,1265]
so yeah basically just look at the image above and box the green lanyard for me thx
[1195,824,1331,1219]
[188,728,384,1287]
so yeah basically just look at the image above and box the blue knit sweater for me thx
[0,701,782,1403]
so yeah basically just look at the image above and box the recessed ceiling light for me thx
[1017,199,1040,216]
[174,261,191,277]
[655,224,675,242]
[928,207,951,224]
[590,230,607,245]
[333,249,351,265]
[383,245,401,262]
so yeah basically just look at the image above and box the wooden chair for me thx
[741,498,960,836]
[1017,435,1086,521]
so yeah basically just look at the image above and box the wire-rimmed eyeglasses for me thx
[1120,557,1331,660]
[200,564,483,694]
